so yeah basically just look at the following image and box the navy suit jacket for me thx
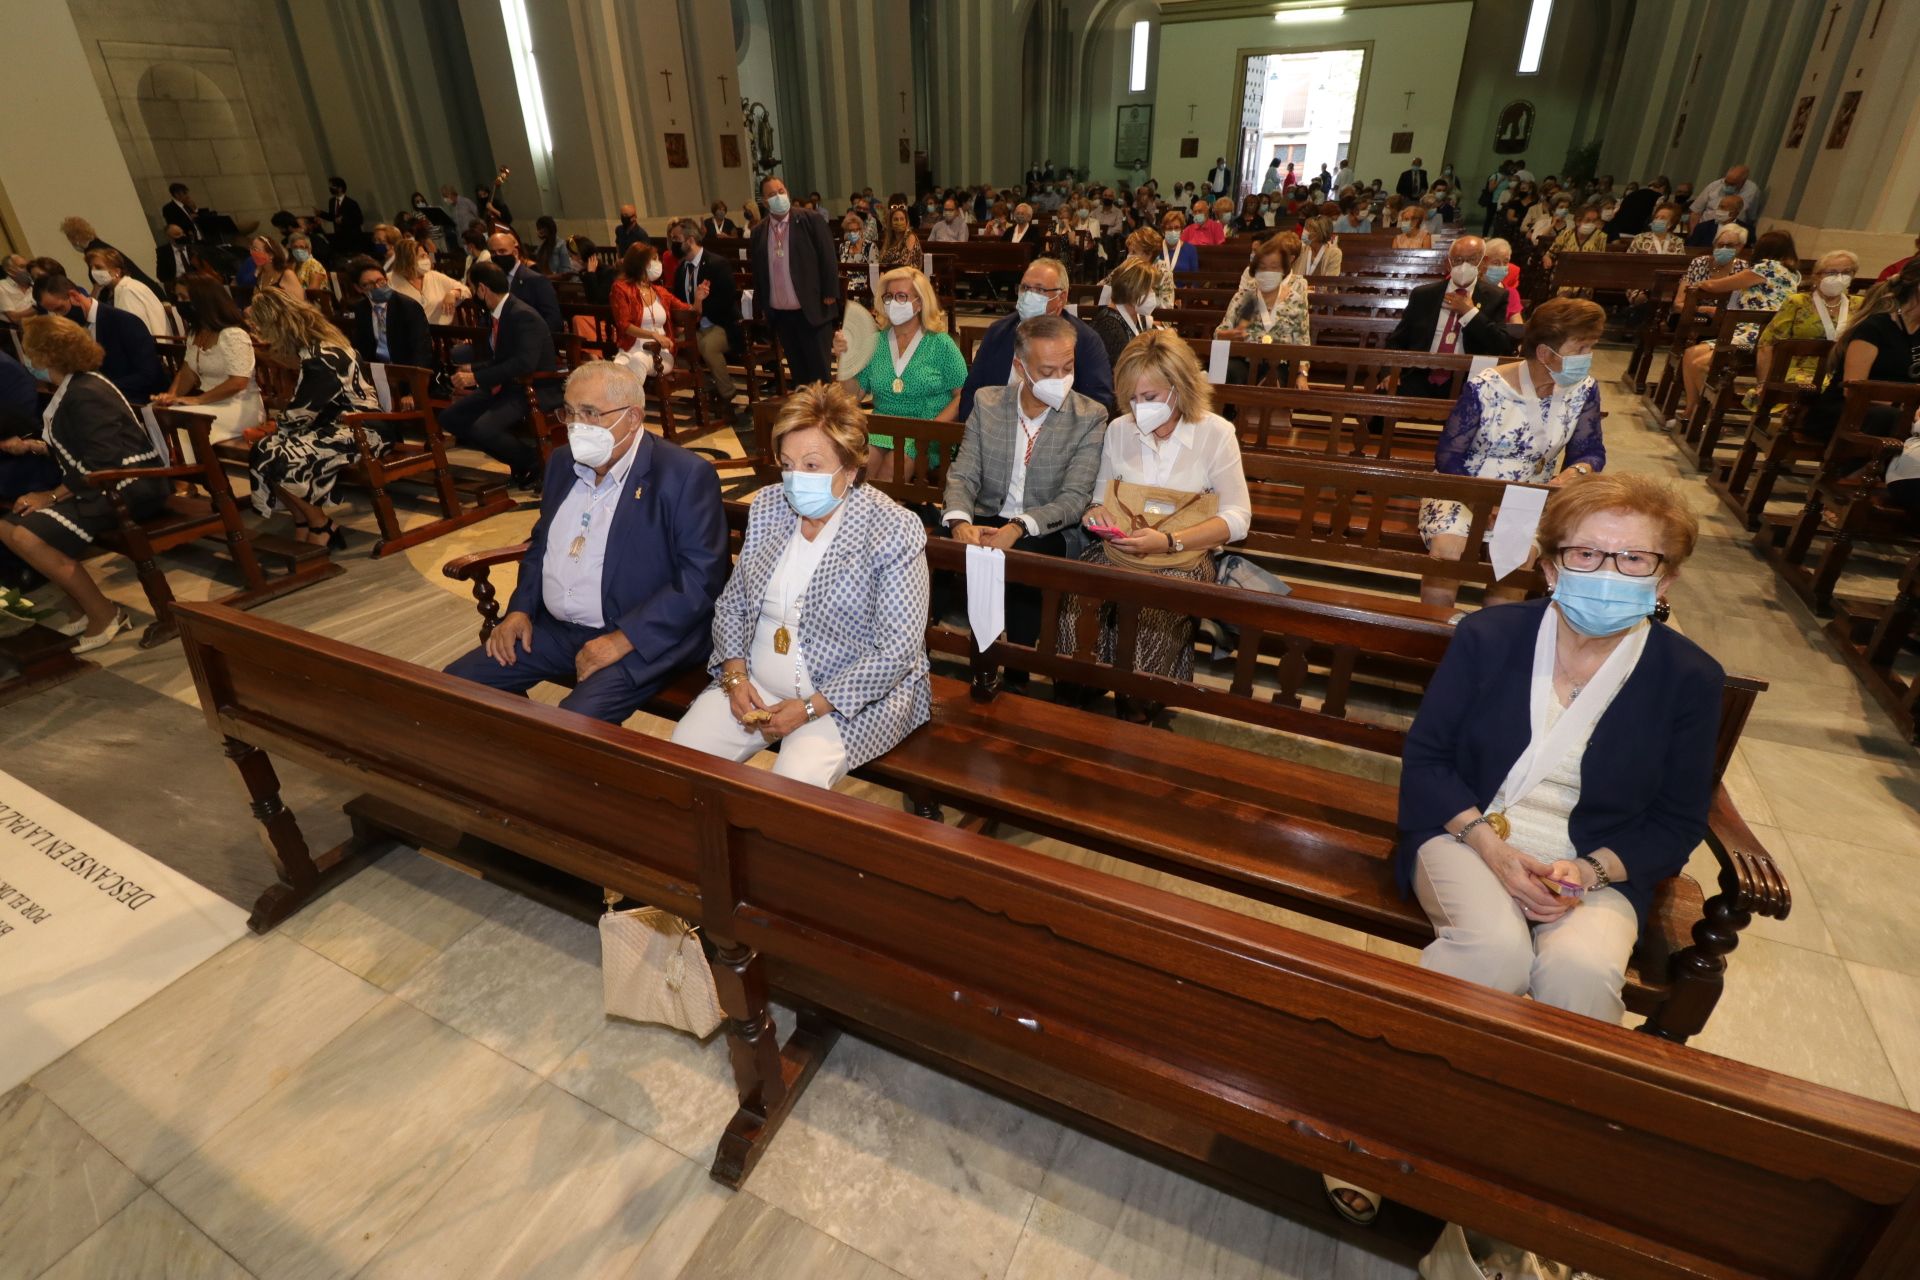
[352,293,433,370]
[1396,598,1724,925]
[506,261,564,335]
[674,250,743,352]
[83,301,166,403]
[509,432,730,679]
[471,296,560,408]
[957,309,1115,420]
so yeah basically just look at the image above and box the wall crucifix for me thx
[1820,2,1842,50]
[716,73,730,101]
[659,68,674,102]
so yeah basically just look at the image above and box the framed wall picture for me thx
[665,132,689,169]
[1492,101,1534,154]
[899,136,911,163]
[1389,131,1413,154]
[720,133,741,168]
[1825,91,1861,149]
[1179,137,1198,159]
[1115,104,1153,168]
[1784,95,1816,148]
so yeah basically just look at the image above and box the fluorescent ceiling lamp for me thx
[1129,19,1150,92]
[1517,0,1553,73]
[500,0,553,158]
[1273,6,1344,22]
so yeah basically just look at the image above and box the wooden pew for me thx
[1213,382,1453,464]
[1759,381,1920,614]
[1827,543,1920,743]
[1651,288,1718,421]
[1547,251,1692,301]
[1183,341,1475,399]
[174,597,1920,1280]
[0,623,86,706]
[1626,268,1686,392]
[1681,308,1775,467]
[1705,338,1833,528]
[84,409,339,648]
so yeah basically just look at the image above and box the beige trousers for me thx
[1412,834,1639,1023]
[695,324,737,400]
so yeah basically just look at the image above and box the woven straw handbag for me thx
[599,890,724,1038]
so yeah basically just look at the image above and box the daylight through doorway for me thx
[1237,48,1365,199]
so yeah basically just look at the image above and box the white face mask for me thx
[1135,292,1159,316]
[1817,274,1852,298]
[1254,270,1285,291]
[1132,398,1173,433]
[90,268,114,286]
[883,298,917,326]
[1449,261,1480,288]
[1020,360,1073,408]
[644,259,663,282]
[567,409,629,469]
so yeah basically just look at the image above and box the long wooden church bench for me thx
[1704,338,1834,528]
[442,503,1774,1043]
[173,598,1920,1280]
[84,408,339,648]
[1828,543,1920,743]
[1651,288,1719,421]
[1624,267,1686,392]
[1215,382,1452,463]
[0,621,86,706]
[1680,307,1776,468]
[1759,381,1920,614]
[1548,251,1691,301]
[1181,340,1475,399]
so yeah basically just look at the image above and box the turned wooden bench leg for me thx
[1639,890,1750,1043]
[223,737,385,932]
[707,939,840,1188]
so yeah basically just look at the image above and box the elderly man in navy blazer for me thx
[957,257,1113,419]
[442,359,729,723]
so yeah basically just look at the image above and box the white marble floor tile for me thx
[33,932,384,1183]
[360,1082,728,1279]
[1739,738,1920,851]
[1786,830,1920,977]
[394,892,606,1076]
[744,1033,1066,1280]
[550,1004,793,1165]
[668,1190,909,1280]
[1848,962,1920,1112]
[1689,936,1905,1107]
[0,1084,144,1280]
[1007,1126,1364,1280]
[1682,822,1837,957]
[154,996,537,1280]
[37,1189,253,1280]
[277,847,517,990]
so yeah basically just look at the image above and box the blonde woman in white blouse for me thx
[1064,328,1251,713]
[392,239,468,326]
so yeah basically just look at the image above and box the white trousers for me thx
[670,682,849,789]
[1412,834,1639,1023]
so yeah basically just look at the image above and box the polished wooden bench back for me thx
[1212,382,1452,462]
[1548,250,1692,296]
[172,599,1920,1280]
[1183,340,1475,397]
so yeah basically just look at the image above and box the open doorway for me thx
[1236,47,1365,199]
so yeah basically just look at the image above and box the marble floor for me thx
[4,347,1918,1280]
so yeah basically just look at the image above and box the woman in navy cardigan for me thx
[1330,471,1723,1227]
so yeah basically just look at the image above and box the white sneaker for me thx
[70,610,131,654]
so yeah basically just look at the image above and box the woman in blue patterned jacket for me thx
[672,382,931,787]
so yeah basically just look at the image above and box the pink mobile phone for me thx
[1086,522,1126,539]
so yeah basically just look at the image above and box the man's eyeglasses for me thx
[559,404,629,427]
[1555,546,1665,577]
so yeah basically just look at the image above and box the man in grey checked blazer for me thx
[942,315,1108,644]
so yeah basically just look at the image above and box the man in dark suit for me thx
[316,176,366,256]
[614,204,649,255]
[1385,236,1516,397]
[345,257,432,371]
[957,258,1113,420]
[1397,158,1430,201]
[669,219,743,420]
[487,230,564,335]
[748,175,840,387]
[438,262,558,489]
[442,358,729,724]
[31,276,165,403]
[60,217,163,297]
[155,225,206,290]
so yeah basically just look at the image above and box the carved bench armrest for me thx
[1703,784,1791,920]
[85,462,204,488]
[442,542,531,642]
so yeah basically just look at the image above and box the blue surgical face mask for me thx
[369,285,393,304]
[1548,346,1592,387]
[1163,229,1181,246]
[1015,288,1050,320]
[782,468,844,518]
[1713,246,1737,265]
[767,193,791,217]
[292,248,311,263]
[1483,263,1510,285]
[1552,568,1659,638]
[24,361,51,382]
[1648,218,1670,234]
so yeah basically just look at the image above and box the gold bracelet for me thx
[719,670,746,691]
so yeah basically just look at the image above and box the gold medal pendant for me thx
[773,626,791,655]
[567,534,586,558]
[1486,811,1511,840]
[1259,333,1274,345]
[891,377,904,393]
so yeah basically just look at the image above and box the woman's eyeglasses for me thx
[1555,546,1665,577]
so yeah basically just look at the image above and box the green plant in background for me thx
[1563,139,1602,188]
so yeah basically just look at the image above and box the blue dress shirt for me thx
[542,428,646,628]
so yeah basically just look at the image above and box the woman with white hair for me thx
[1481,237,1523,321]
[1756,249,1860,385]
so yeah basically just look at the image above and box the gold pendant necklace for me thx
[773,625,791,654]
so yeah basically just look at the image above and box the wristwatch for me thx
[803,697,821,723]
[1165,531,1185,553]
[1571,462,1593,476]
